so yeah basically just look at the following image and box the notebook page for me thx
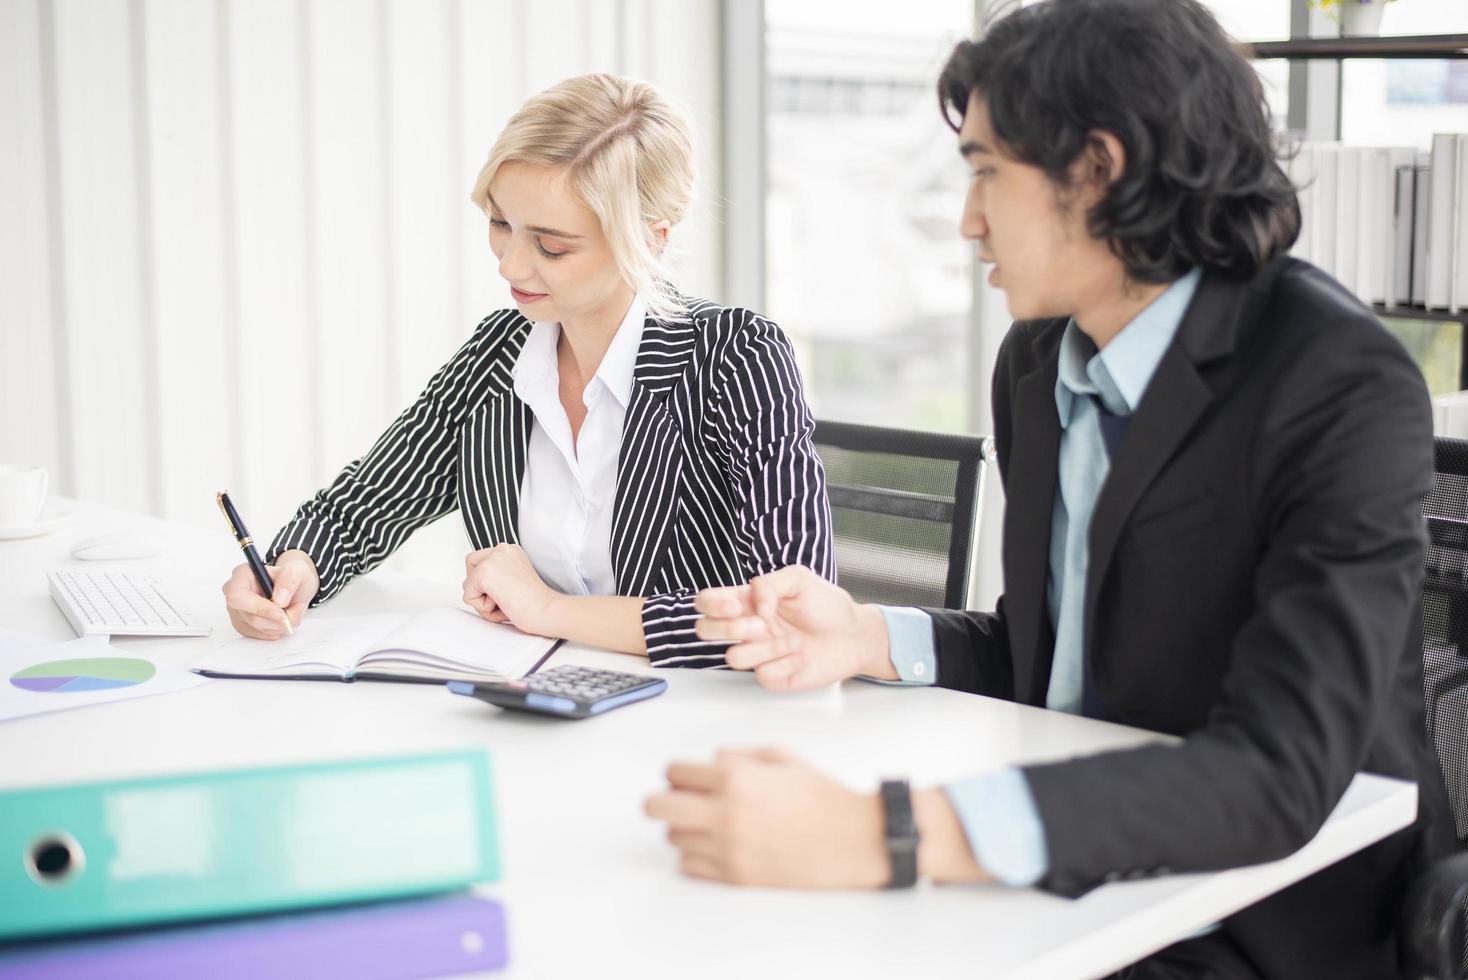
[193,615,405,678]
[359,607,556,681]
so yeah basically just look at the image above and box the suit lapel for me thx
[471,391,532,547]
[612,313,700,595]
[1005,328,1063,706]
[460,320,533,549]
[1083,265,1269,642]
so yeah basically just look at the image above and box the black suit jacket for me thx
[927,257,1454,979]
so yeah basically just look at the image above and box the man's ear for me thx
[1084,130,1126,187]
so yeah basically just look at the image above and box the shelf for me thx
[1246,34,1468,60]
[1373,304,1467,324]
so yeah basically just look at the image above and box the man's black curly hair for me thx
[938,0,1300,282]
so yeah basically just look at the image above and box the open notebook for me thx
[193,607,559,684]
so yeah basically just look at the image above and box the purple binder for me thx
[0,893,507,979]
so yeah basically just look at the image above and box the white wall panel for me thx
[6,0,724,584]
[581,0,621,71]
[51,0,155,510]
[0,0,64,483]
[627,0,723,301]
[307,0,393,475]
[522,0,593,96]
[142,0,234,529]
[456,0,520,326]
[620,0,652,81]
[226,0,316,534]
[385,0,465,407]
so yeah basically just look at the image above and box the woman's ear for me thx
[650,219,671,252]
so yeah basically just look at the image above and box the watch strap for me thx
[879,779,919,889]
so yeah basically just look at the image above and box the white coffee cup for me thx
[0,464,48,528]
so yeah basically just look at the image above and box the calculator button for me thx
[526,666,652,704]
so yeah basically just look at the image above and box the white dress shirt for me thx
[512,296,645,597]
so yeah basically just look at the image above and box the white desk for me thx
[0,501,1419,980]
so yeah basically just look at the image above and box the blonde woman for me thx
[220,74,834,666]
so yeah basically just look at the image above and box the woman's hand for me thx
[222,549,319,640]
[463,543,562,636]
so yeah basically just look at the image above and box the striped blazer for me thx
[266,298,836,666]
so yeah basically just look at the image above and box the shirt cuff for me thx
[943,768,1049,887]
[855,606,937,687]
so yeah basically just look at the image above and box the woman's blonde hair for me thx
[470,73,695,322]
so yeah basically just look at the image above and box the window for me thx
[1338,0,1468,395]
[764,0,976,433]
[1341,0,1468,146]
[1201,0,1291,127]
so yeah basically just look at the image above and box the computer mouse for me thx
[69,533,168,561]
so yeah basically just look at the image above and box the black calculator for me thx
[447,665,667,719]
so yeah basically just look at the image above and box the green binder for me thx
[0,749,499,941]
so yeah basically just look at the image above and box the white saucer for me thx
[0,502,71,540]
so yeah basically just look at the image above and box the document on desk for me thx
[0,630,208,724]
[193,606,557,684]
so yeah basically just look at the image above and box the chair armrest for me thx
[1402,851,1468,980]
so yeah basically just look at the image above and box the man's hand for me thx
[693,565,896,690]
[463,543,561,636]
[643,748,890,888]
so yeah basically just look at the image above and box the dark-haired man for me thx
[644,0,1453,976]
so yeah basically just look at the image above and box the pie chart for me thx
[10,657,157,693]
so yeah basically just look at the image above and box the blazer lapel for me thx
[1005,338,1063,706]
[467,390,532,548]
[1083,266,1269,641]
[612,313,699,596]
[460,322,533,550]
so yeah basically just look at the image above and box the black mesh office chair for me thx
[1402,437,1468,980]
[812,421,994,610]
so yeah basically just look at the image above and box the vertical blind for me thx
[0,0,724,572]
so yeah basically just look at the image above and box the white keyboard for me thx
[48,570,211,638]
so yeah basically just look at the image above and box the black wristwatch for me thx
[879,779,919,889]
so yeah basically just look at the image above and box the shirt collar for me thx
[512,294,647,411]
[1054,266,1202,425]
[594,294,646,410]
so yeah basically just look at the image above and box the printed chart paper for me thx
[0,630,207,723]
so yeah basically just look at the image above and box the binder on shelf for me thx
[0,749,499,942]
[1315,144,1340,277]
[1335,146,1361,297]
[1455,134,1468,313]
[1413,159,1432,306]
[0,892,508,980]
[1428,134,1458,310]
[1388,151,1419,308]
[1289,142,1317,265]
[1391,164,1414,306]
[1359,147,1386,306]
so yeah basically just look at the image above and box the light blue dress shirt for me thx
[877,267,1202,885]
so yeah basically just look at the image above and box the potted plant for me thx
[1308,0,1398,37]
